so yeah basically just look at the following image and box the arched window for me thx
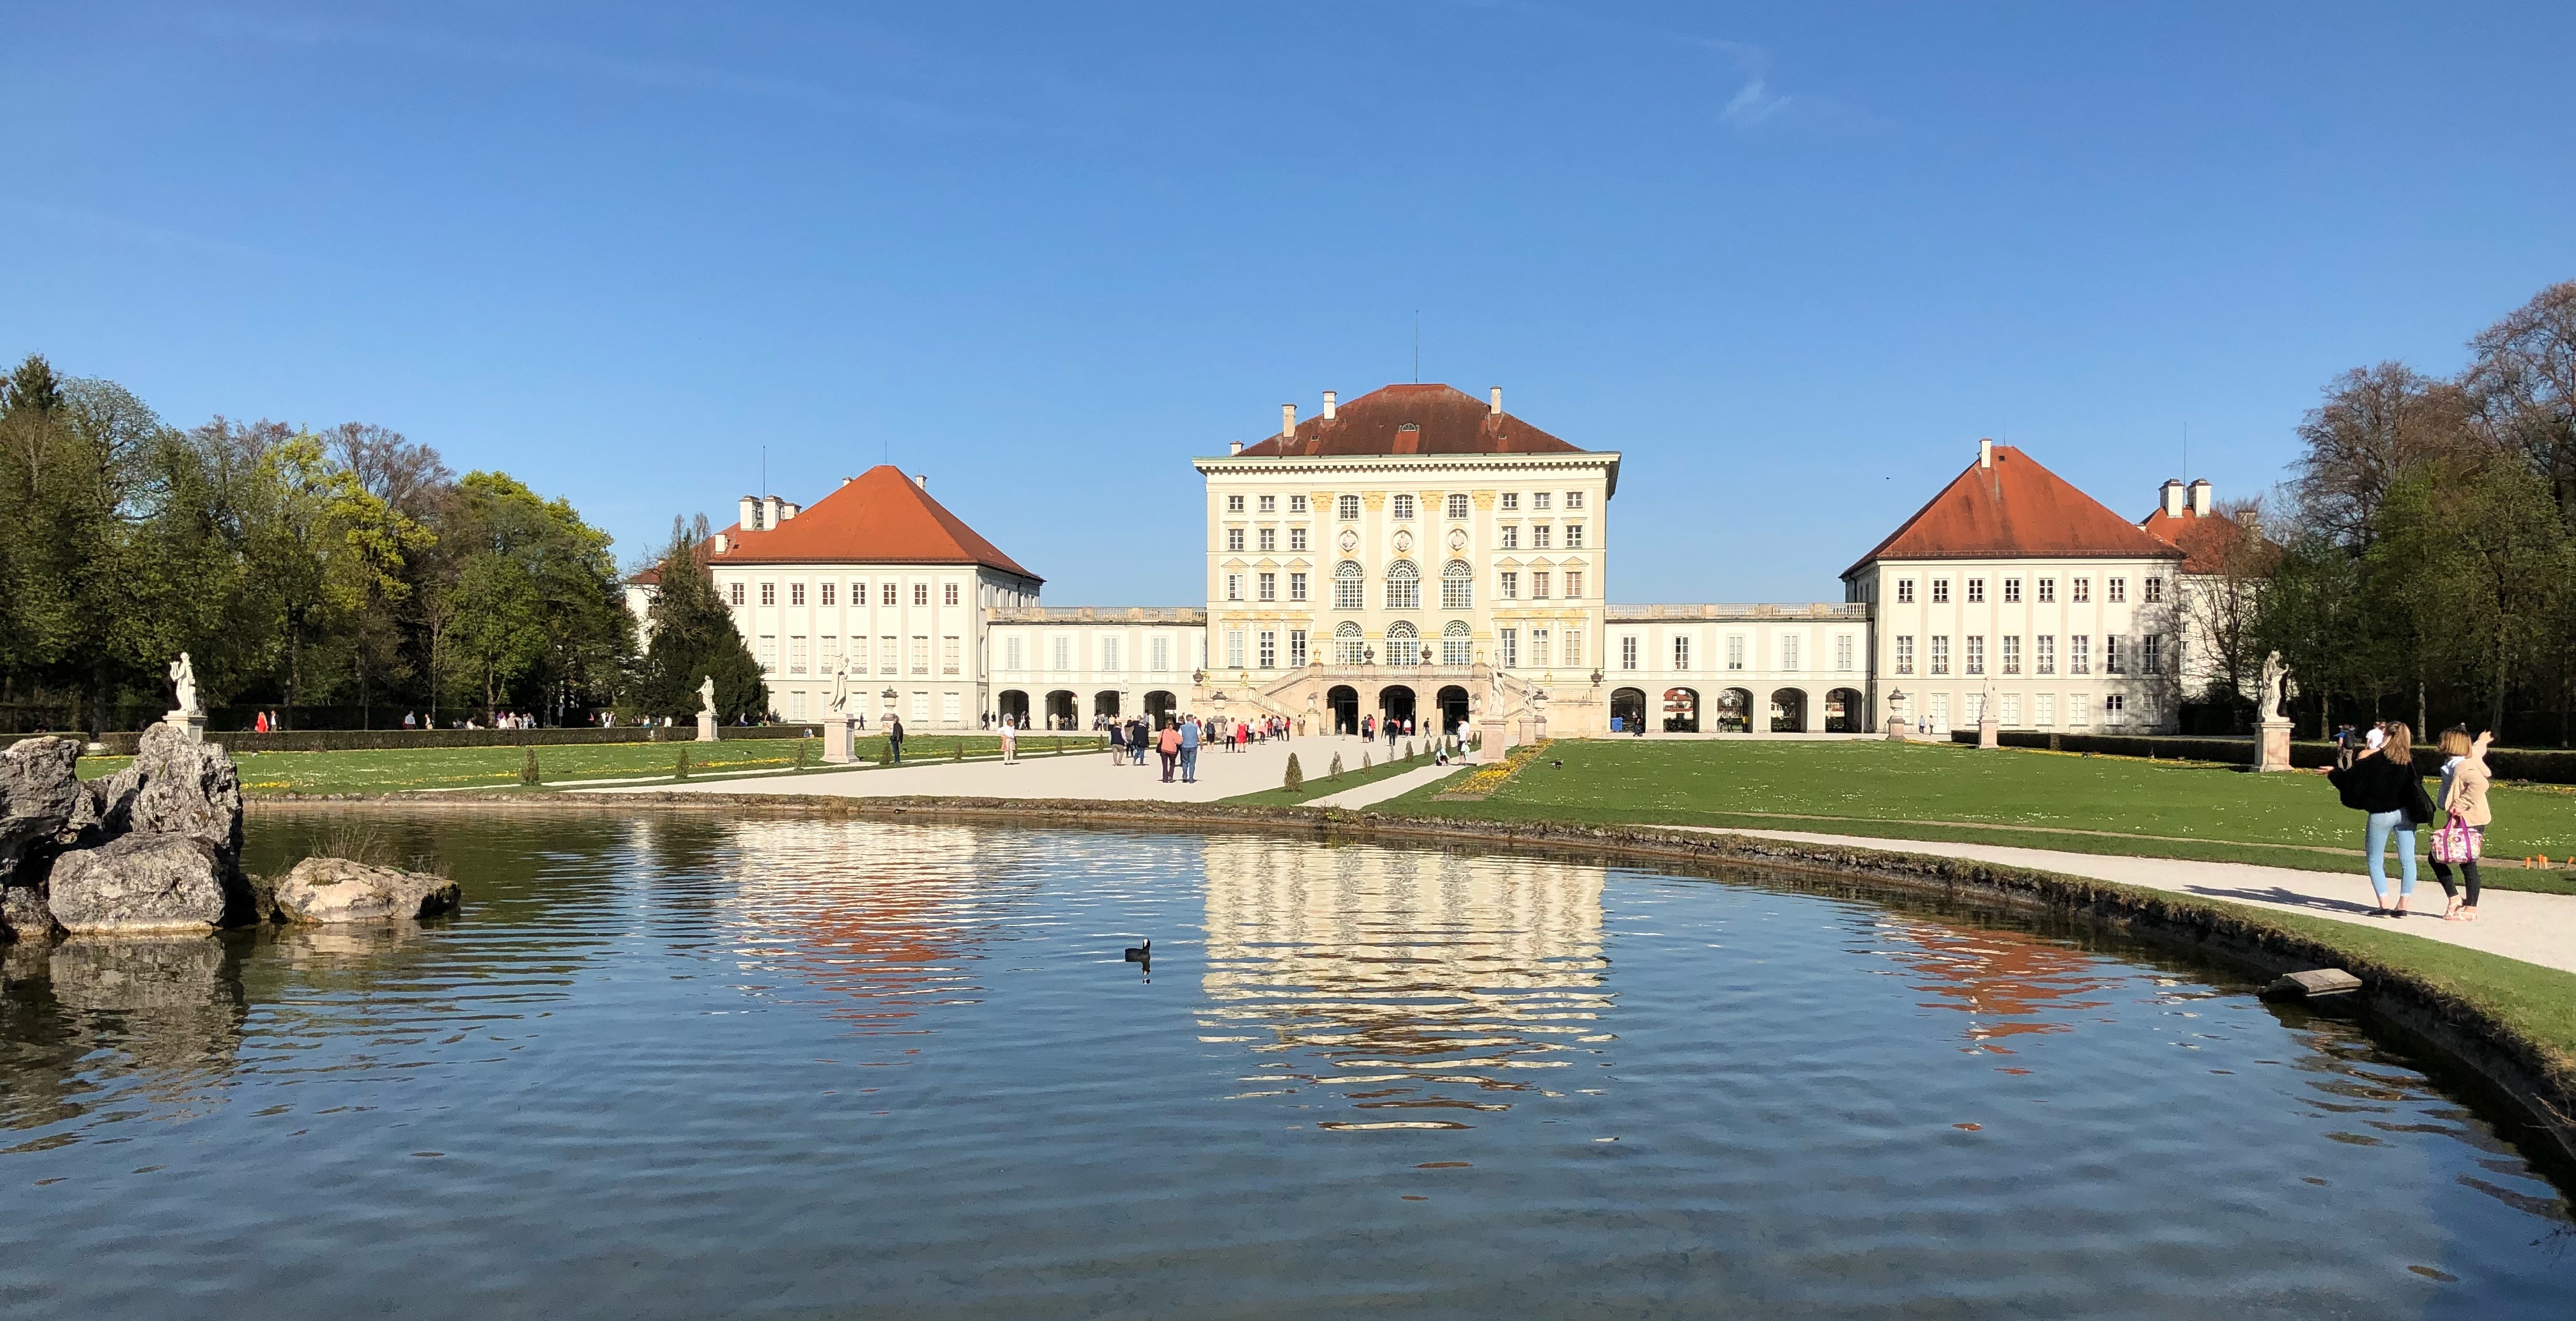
[1386,560,1420,610]
[1386,620,1419,668]
[1335,620,1365,666]
[1443,620,1472,667]
[1441,560,1473,610]
[1333,561,1365,611]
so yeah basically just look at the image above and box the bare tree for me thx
[2174,497,2281,719]
[2291,362,2475,549]
[322,422,454,523]
[2465,279,2576,527]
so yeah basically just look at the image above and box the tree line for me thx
[2182,279,2576,744]
[0,354,666,731]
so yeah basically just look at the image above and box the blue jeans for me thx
[2365,810,2416,898]
[1179,747,1198,782]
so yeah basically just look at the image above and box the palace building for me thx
[634,383,2207,739]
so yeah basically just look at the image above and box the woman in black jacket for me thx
[2323,720,2428,916]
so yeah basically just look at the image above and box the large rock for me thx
[272,856,460,923]
[0,737,84,885]
[44,835,233,935]
[123,723,242,860]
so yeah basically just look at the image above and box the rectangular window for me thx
[1967,578,1986,604]
[2104,693,2126,727]
[2105,635,2125,674]
[1533,492,1552,511]
[1931,635,1951,675]
[761,582,776,606]
[1897,578,1915,604]
[1226,529,1245,553]
[1529,628,1551,668]
[1441,570,1470,610]
[1226,631,1245,668]
[1896,635,1915,674]
[1566,630,1583,667]
[1929,693,1951,729]
[941,637,960,676]
[2109,577,2127,604]
[2071,635,2091,675]
[1726,635,1745,670]
[913,583,929,606]
[1258,572,1276,601]
[1050,636,1070,672]
[2038,577,2056,603]
[758,635,777,672]
[1445,631,1472,667]
[820,582,836,606]
[2037,635,2055,674]
[1531,525,1551,550]
[1288,527,1307,552]
[1446,493,1469,519]
[1257,494,1275,512]
[1835,635,1854,670]
[729,582,744,606]
[1531,571,1551,599]
[2036,693,2056,727]
[1392,494,1415,520]
[1621,635,1639,670]
[1500,628,1519,668]
[789,635,808,674]
[1564,571,1583,599]
[1673,636,1692,670]
[1257,527,1276,553]
[1334,571,1363,610]
[789,583,806,606]
[946,583,961,606]
[2001,694,2020,726]
[1966,635,1985,675]
[1225,573,1243,601]
[1337,632,1365,665]
[2002,635,2021,674]
[1151,637,1170,672]
[1782,635,1802,671]
[1500,492,1519,511]
[2069,693,2089,727]
[1289,630,1307,668]
[1337,494,1360,520]
[789,691,806,722]
[2004,578,2021,604]
[1499,525,1519,549]
[882,583,898,606]
[1226,495,1245,512]
[880,635,896,675]
[1566,491,1585,509]
[911,636,930,675]
[1932,578,1951,604]
[1257,630,1276,669]
[1101,638,1121,672]
[2143,634,2163,675]
[2144,576,2164,604]
[1289,495,1307,513]
[1004,637,1022,670]
[1289,571,1308,602]
[1500,571,1519,599]
[1564,523,1584,548]
[2073,577,2090,603]
[821,635,839,665]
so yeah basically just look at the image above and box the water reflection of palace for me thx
[1197,838,1611,1127]
[1869,918,2117,1051]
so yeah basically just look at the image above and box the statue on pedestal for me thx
[167,653,201,717]
[698,676,718,719]
[827,657,850,716]
[2259,651,2294,722]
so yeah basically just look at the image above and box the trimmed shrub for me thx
[674,747,691,780]
[1955,728,2576,784]
[520,747,540,786]
[1363,751,1373,771]
[1284,753,1303,794]
[1328,753,1344,780]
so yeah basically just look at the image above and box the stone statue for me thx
[698,676,717,718]
[827,657,850,715]
[167,653,200,716]
[2259,651,2293,722]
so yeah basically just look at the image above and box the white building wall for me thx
[1849,557,2182,734]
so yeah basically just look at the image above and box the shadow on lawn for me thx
[2182,883,2382,916]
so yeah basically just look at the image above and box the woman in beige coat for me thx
[2430,727,2492,920]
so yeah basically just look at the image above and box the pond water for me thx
[0,811,2567,1318]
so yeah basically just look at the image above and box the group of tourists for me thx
[2323,721,2492,921]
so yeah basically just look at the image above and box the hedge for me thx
[1948,729,2576,784]
[1,723,832,756]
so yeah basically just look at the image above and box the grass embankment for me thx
[1372,738,2576,895]
[1222,745,1453,807]
[75,734,1089,794]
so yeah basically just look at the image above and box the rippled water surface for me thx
[0,811,2566,1318]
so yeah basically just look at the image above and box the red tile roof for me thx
[2140,503,2277,575]
[1233,383,1586,458]
[1844,445,2181,578]
[707,465,1039,580]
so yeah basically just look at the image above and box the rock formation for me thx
[272,857,461,923]
[0,725,250,940]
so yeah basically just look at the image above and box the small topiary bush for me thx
[1284,753,1303,793]
[520,746,540,786]
[675,747,691,780]
[1328,752,1344,780]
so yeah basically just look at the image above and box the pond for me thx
[0,810,2567,1318]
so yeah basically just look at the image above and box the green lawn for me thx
[74,733,1078,795]
[1222,747,1457,807]
[1371,739,2576,895]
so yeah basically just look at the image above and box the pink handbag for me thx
[2431,815,2481,864]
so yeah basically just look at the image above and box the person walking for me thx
[2324,720,2430,917]
[887,715,906,766]
[2430,726,2492,921]
[1157,719,1181,783]
[1179,715,1201,784]
[1000,718,1018,765]
[1107,719,1128,766]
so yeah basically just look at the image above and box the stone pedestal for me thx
[1474,718,1509,764]
[161,711,205,743]
[696,713,718,743]
[1531,715,1548,742]
[822,716,856,765]
[1977,716,1998,750]
[1885,716,1908,741]
[2257,718,2294,773]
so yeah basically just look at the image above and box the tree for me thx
[448,550,548,717]
[630,516,765,722]
[2292,362,2474,552]
[2467,279,2576,528]
[2372,462,2573,736]
[2172,497,2280,722]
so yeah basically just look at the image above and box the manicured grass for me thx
[1222,746,1455,807]
[75,734,1062,794]
[2241,906,2576,1060]
[1372,739,2576,895]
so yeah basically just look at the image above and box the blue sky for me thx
[8,3,2571,603]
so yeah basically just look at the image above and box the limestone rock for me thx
[123,723,242,862]
[2,885,61,942]
[0,736,84,885]
[45,835,233,935]
[272,856,460,923]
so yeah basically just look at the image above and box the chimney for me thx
[913,473,928,490]
[1280,403,1296,438]
[763,495,783,527]
[1978,438,1993,470]
[781,502,800,520]
[739,495,757,529]
[2161,479,2185,518]
[1489,386,1503,415]
[1229,441,1243,455]
[1322,390,1336,420]
[2189,479,2212,517]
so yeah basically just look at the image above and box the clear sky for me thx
[8,3,2571,603]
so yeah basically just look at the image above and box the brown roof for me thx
[707,465,1039,580]
[1233,383,1586,458]
[2140,503,2278,575]
[1844,445,2181,578]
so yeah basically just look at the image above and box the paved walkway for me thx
[1307,763,1466,809]
[1676,827,2576,973]
[577,734,1385,804]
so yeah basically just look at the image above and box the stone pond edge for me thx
[249,790,2576,1168]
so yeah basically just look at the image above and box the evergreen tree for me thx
[632,516,767,721]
